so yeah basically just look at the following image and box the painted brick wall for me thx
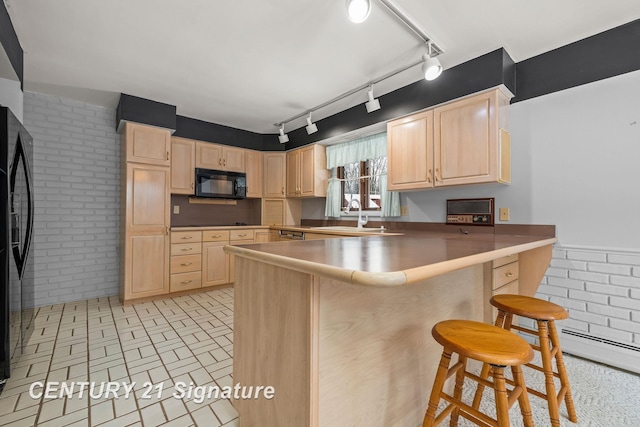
[535,245,640,347]
[23,92,120,307]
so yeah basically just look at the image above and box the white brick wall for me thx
[536,245,640,347]
[23,92,120,307]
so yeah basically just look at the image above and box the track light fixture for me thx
[422,42,443,81]
[365,85,381,113]
[345,0,371,24]
[278,123,289,144]
[305,112,318,135]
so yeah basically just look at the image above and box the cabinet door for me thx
[223,147,246,172]
[434,91,497,186]
[125,234,169,299]
[387,110,434,191]
[299,146,316,196]
[263,152,286,198]
[286,149,300,197]
[171,137,195,194]
[196,142,223,169]
[126,163,170,233]
[125,122,171,166]
[245,150,263,198]
[202,241,229,286]
[254,231,270,243]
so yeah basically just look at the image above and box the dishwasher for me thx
[279,230,305,240]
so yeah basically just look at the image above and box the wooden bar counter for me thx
[224,232,556,427]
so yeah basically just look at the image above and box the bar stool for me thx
[475,294,578,427]
[422,319,534,427]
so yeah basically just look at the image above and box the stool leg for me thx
[423,349,453,427]
[548,320,578,423]
[538,320,561,427]
[511,364,534,427]
[471,362,490,410]
[491,365,510,427]
[494,309,506,327]
[449,356,467,427]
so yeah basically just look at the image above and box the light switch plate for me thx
[499,207,510,221]
[173,205,180,214]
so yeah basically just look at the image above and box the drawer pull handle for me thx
[181,248,193,252]
[238,233,247,237]
[181,262,192,266]
[505,272,513,277]
[212,234,222,238]
[181,280,192,284]
[181,236,193,239]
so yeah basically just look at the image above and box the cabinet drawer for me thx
[170,254,201,274]
[171,231,202,243]
[170,242,202,256]
[492,280,519,321]
[230,229,254,241]
[492,254,518,268]
[202,230,230,242]
[493,262,519,290]
[170,271,202,292]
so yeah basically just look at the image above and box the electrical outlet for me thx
[173,205,180,214]
[499,207,510,221]
[400,205,409,216]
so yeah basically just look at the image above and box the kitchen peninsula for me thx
[225,231,556,427]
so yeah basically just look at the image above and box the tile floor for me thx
[0,287,238,427]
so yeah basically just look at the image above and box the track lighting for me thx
[305,112,318,135]
[278,124,289,144]
[365,85,381,113]
[422,42,443,81]
[346,0,371,23]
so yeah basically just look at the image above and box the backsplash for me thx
[170,195,262,227]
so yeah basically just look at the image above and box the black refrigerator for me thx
[0,106,34,394]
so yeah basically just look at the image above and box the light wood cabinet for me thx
[263,152,286,198]
[484,254,519,322]
[255,230,270,242]
[120,128,171,301]
[433,88,510,187]
[124,122,171,166]
[171,137,195,194]
[387,110,434,191]
[286,144,328,197]
[261,198,301,226]
[387,86,512,192]
[196,141,245,172]
[245,149,263,198]
[202,241,230,287]
[170,231,202,292]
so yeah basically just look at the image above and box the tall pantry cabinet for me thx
[119,122,171,302]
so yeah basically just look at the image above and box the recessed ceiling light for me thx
[346,0,371,23]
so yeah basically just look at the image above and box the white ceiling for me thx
[5,0,640,134]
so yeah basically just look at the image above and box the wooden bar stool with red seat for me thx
[473,294,578,427]
[422,319,535,427]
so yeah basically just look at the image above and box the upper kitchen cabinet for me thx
[387,110,434,191]
[196,141,245,173]
[433,87,511,187]
[245,149,263,198]
[171,137,195,194]
[387,86,512,192]
[286,144,328,197]
[263,152,286,198]
[124,122,171,166]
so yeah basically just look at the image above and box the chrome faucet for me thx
[345,199,368,229]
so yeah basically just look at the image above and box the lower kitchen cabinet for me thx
[125,234,169,299]
[202,242,230,287]
[170,231,203,292]
[484,254,519,322]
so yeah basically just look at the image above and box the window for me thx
[338,157,387,212]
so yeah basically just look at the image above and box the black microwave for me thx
[195,168,247,199]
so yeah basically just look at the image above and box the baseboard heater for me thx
[561,329,640,375]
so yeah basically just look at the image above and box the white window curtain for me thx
[324,132,400,217]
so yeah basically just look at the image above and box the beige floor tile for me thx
[140,402,168,427]
[37,397,65,423]
[190,405,221,427]
[210,399,237,425]
[159,414,195,427]
[90,399,115,425]
[113,393,138,417]
[37,407,89,427]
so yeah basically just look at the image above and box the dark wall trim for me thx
[285,48,515,149]
[0,2,23,88]
[116,94,176,132]
[174,115,283,152]
[513,19,640,103]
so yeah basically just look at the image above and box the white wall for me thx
[0,76,23,122]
